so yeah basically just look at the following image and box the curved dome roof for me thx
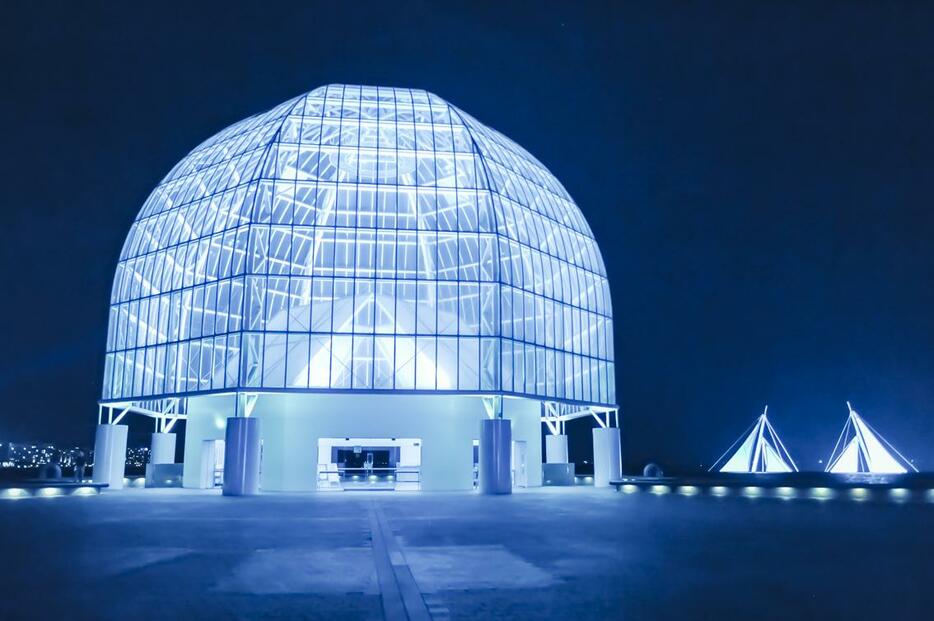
[103,84,614,407]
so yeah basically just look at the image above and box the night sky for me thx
[2,1,933,472]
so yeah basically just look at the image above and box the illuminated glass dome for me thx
[102,84,614,407]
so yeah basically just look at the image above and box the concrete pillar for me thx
[223,417,261,496]
[545,434,569,464]
[479,418,512,494]
[93,424,128,490]
[592,427,622,487]
[150,432,176,464]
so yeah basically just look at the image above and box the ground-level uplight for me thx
[677,485,698,496]
[809,487,834,501]
[621,484,639,494]
[849,488,870,502]
[889,488,910,503]
[710,486,729,497]
[775,487,796,500]
[741,486,763,498]
[649,484,670,495]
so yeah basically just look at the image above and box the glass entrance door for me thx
[317,438,421,491]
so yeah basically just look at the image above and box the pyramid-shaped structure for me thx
[711,407,798,473]
[826,403,917,474]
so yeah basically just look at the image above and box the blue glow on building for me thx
[101,84,615,407]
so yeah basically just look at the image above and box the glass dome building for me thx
[100,84,616,492]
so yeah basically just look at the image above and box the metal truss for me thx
[98,397,187,433]
[541,401,618,435]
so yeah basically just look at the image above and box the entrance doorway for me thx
[199,439,225,488]
[512,440,528,488]
[317,438,421,491]
[472,439,529,489]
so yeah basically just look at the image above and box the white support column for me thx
[545,435,569,464]
[93,424,128,490]
[592,427,622,487]
[150,432,177,464]
[223,417,261,496]
[479,418,512,494]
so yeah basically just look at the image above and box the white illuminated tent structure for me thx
[826,402,917,475]
[710,406,798,473]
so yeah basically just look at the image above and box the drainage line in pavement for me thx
[368,501,432,621]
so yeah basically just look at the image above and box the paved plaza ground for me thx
[0,486,931,620]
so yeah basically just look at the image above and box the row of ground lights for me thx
[619,484,932,503]
[0,487,101,499]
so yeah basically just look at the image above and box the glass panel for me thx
[265,276,290,331]
[374,336,395,389]
[458,337,479,391]
[311,277,333,333]
[262,333,287,388]
[481,338,499,391]
[287,333,309,388]
[353,279,375,333]
[437,337,457,390]
[242,332,262,388]
[415,336,435,390]
[330,335,352,388]
[375,280,395,334]
[394,336,415,389]
[352,335,374,388]
[309,335,331,388]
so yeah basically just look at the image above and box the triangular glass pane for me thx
[855,418,907,474]
[763,443,792,473]
[830,438,860,473]
[721,428,757,472]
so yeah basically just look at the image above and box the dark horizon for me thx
[1,1,933,472]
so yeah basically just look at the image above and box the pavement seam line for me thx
[373,502,433,621]
[368,503,408,621]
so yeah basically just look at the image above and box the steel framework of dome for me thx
[101,84,615,409]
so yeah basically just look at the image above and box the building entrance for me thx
[317,438,421,491]
[198,439,225,488]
